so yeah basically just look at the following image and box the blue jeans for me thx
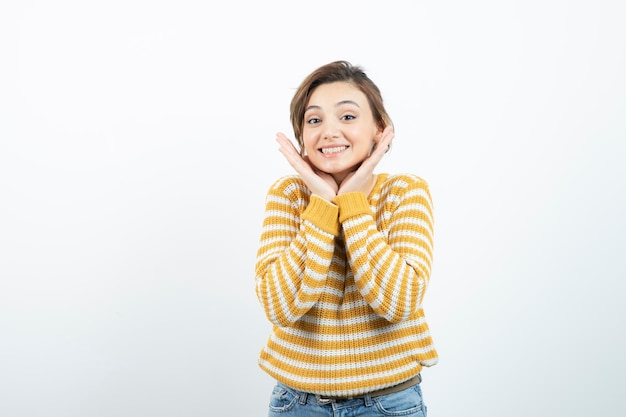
[267,381,427,416]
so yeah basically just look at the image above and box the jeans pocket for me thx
[374,385,426,417]
[268,385,299,413]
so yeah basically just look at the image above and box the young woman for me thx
[255,60,437,416]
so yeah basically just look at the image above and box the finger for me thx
[374,131,394,157]
[381,125,394,139]
[276,134,301,161]
[380,127,395,145]
[276,132,295,150]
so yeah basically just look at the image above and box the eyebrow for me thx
[305,100,361,113]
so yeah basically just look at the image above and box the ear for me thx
[372,126,384,146]
[373,125,392,154]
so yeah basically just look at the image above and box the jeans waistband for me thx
[311,374,422,404]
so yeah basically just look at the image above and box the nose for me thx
[323,121,340,139]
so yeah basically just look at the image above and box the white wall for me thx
[1,1,624,416]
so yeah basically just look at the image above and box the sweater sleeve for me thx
[255,178,340,327]
[334,177,434,323]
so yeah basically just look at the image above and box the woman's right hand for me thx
[276,132,338,201]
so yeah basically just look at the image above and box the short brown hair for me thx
[289,61,393,153]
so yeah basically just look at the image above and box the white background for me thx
[1,1,625,416]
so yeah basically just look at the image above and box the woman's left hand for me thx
[337,126,395,196]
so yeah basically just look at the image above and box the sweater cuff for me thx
[301,195,340,236]
[334,192,373,223]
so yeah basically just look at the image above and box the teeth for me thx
[321,146,348,154]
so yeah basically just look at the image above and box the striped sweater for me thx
[255,173,438,396]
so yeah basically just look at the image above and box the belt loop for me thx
[364,393,373,407]
[298,391,308,405]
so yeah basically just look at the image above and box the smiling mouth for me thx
[320,146,348,155]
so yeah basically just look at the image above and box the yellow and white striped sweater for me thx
[255,173,438,397]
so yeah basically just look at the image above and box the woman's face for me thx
[302,81,382,184]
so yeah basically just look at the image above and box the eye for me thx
[306,117,321,125]
[341,114,356,121]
